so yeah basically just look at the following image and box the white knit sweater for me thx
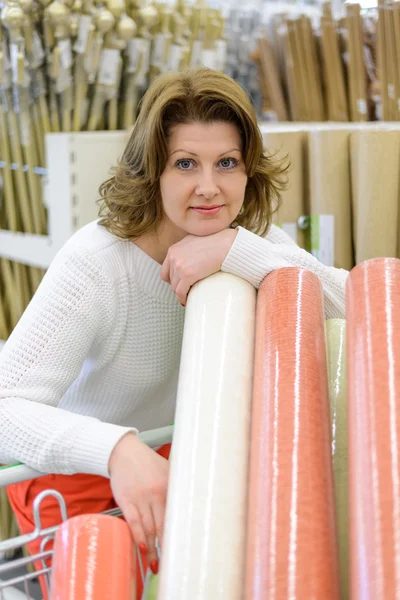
[0,221,347,479]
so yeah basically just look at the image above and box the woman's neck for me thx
[133,222,186,265]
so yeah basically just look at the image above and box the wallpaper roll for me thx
[245,268,340,600]
[157,272,256,600]
[350,131,400,263]
[347,257,400,599]
[308,130,354,270]
[262,130,306,247]
[325,319,348,600]
[50,514,135,600]
[143,574,158,600]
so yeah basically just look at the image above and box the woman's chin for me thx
[184,214,233,237]
[188,221,230,237]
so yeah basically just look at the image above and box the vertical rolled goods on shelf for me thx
[158,272,256,600]
[325,319,348,600]
[245,267,340,600]
[350,130,400,264]
[308,129,354,270]
[262,129,306,248]
[347,257,400,599]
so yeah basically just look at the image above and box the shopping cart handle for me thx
[0,463,43,487]
[0,425,174,488]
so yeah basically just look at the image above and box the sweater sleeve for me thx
[0,247,136,478]
[221,225,347,319]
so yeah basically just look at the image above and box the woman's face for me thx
[159,121,248,239]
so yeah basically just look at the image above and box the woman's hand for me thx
[160,228,237,306]
[108,433,169,573]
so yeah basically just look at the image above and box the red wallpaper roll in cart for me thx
[50,514,135,600]
[245,268,340,600]
[347,257,400,599]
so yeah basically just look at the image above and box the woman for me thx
[0,68,347,594]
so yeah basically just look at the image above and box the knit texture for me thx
[0,221,347,478]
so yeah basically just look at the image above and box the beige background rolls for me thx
[262,130,306,247]
[308,129,354,270]
[350,130,400,263]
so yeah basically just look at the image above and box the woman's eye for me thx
[176,159,194,170]
[219,157,238,169]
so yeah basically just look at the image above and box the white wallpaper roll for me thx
[157,272,256,600]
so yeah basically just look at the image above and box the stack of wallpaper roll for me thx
[254,1,399,124]
[47,256,400,599]
[262,124,400,271]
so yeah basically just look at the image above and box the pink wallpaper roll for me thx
[347,257,400,599]
[245,268,340,600]
[50,514,135,600]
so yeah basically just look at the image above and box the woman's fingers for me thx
[123,501,159,573]
[139,504,158,566]
[175,278,192,306]
[152,494,166,551]
[123,502,147,553]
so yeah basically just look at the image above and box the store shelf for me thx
[0,231,54,268]
[0,130,129,268]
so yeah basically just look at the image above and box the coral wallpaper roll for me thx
[350,130,400,263]
[245,268,340,600]
[262,130,306,247]
[157,272,256,600]
[50,514,135,600]
[347,257,400,599]
[308,130,354,270]
[325,319,348,600]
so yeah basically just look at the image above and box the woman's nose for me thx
[195,171,220,199]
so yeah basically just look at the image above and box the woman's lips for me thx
[191,206,223,216]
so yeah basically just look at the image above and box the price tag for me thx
[10,43,19,84]
[55,65,71,93]
[168,44,182,72]
[357,98,367,116]
[19,113,31,147]
[310,214,335,266]
[136,39,150,87]
[59,39,73,69]
[12,85,20,114]
[31,31,45,65]
[127,38,142,73]
[216,39,227,71]
[281,222,297,244]
[151,33,165,68]
[97,48,120,86]
[201,49,217,70]
[74,15,92,54]
[190,40,202,67]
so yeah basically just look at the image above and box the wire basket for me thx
[0,425,172,600]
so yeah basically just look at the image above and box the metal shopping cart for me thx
[0,425,173,600]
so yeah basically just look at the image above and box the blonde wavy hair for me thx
[98,68,288,239]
